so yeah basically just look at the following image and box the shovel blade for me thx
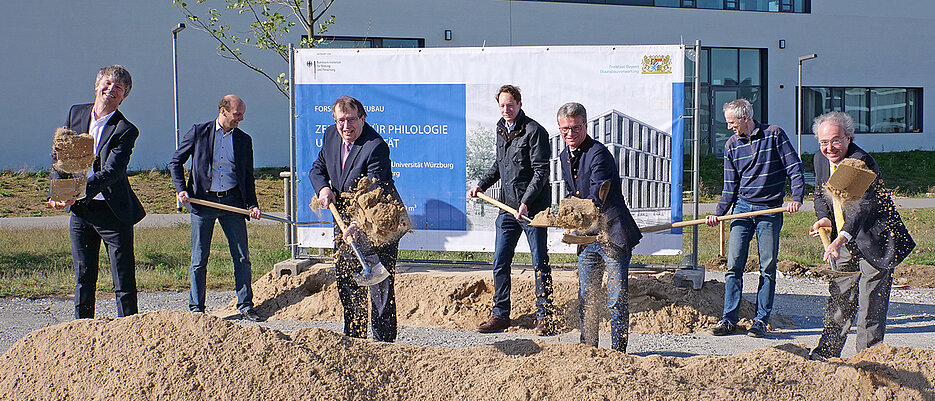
[352,253,390,286]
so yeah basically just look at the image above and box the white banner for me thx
[294,45,685,255]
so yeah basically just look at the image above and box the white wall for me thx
[1,0,932,170]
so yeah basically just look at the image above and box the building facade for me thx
[2,1,930,170]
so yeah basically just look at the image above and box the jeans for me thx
[578,242,631,352]
[189,191,253,313]
[722,199,782,324]
[813,245,892,358]
[491,212,553,320]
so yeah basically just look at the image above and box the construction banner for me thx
[294,45,685,254]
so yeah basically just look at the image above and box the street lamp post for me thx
[797,53,818,162]
[172,22,186,211]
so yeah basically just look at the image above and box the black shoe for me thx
[747,319,767,338]
[708,319,736,336]
[477,316,510,333]
[241,309,263,322]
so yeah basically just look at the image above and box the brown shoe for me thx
[477,316,510,333]
[535,319,554,336]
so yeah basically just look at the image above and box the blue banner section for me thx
[295,84,468,230]
[670,82,685,234]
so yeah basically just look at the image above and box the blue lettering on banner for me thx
[296,84,467,230]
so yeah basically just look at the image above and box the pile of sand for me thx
[825,157,877,201]
[531,197,602,232]
[2,310,933,400]
[223,266,793,334]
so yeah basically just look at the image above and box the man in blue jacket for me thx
[557,102,642,352]
[169,94,262,322]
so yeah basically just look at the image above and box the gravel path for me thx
[2,270,933,358]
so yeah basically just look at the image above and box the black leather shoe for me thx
[477,316,510,333]
[241,309,263,322]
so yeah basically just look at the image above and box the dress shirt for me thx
[87,109,116,200]
[209,120,237,192]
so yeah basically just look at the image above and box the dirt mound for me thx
[222,266,793,334]
[2,311,933,400]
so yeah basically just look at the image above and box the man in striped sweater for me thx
[705,99,805,338]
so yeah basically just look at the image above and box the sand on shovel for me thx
[51,127,95,174]
[824,157,877,201]
[531,197,602,231]
[309,176,411,248]
[49,127,95,201]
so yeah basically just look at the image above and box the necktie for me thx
[341,143,351,169]
[830,163,845,234]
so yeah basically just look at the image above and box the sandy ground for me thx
[2,265,934,400]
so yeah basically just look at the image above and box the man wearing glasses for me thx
[706,99,805,338]
[556,102,642,352]
[807,111,914,360]
[309,96,401,342]
[468,85,554,335]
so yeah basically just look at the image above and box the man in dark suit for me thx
[169,94,263,322]
[468,85,554,335]
[309,96,400,342]
[556,102,642,352]
[49,65,146,318]
[808,111,915,359]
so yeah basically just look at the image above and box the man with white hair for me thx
[807,111,915,359]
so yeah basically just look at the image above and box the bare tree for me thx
[172,0,337,98]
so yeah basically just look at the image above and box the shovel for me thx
[327,203,390,286]
[187,198,328,226]
[638,206,789,233]
[474,192,596,244]
[811,226,857,277]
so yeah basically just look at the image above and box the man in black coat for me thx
[468,85,554,335]
[808,111,915,359]
[49,65,146,318]
[169,94,263,322]
[309,96,400,342]
[557,102,642,352]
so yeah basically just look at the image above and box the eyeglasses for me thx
[335,116,360,125]
[559,125,584,134]
[818,137,846,147]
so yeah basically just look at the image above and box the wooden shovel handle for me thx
[188,198,251,216]
[327,203,349,234]
[817,227,832,249]
[475,192,532,223]
[640,206,789,233]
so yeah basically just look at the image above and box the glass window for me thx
[739,0,768,11]
[739,49,760,85]
[604,115,613,143]
[844,88,869,132]
[725,0,738,9]
[803,86,922,134]
[655,0,681,6]
[870,88,907,133]
[318,38,372,48]
[710,48,738,85]
[696,0,721,9]
[382,39,421,48]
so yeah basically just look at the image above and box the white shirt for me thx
[87,109,116,201]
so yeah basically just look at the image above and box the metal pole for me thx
[289,44,298,259]
[172,22,185,211]
[797,54,818,162]
[692,40,701,268]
